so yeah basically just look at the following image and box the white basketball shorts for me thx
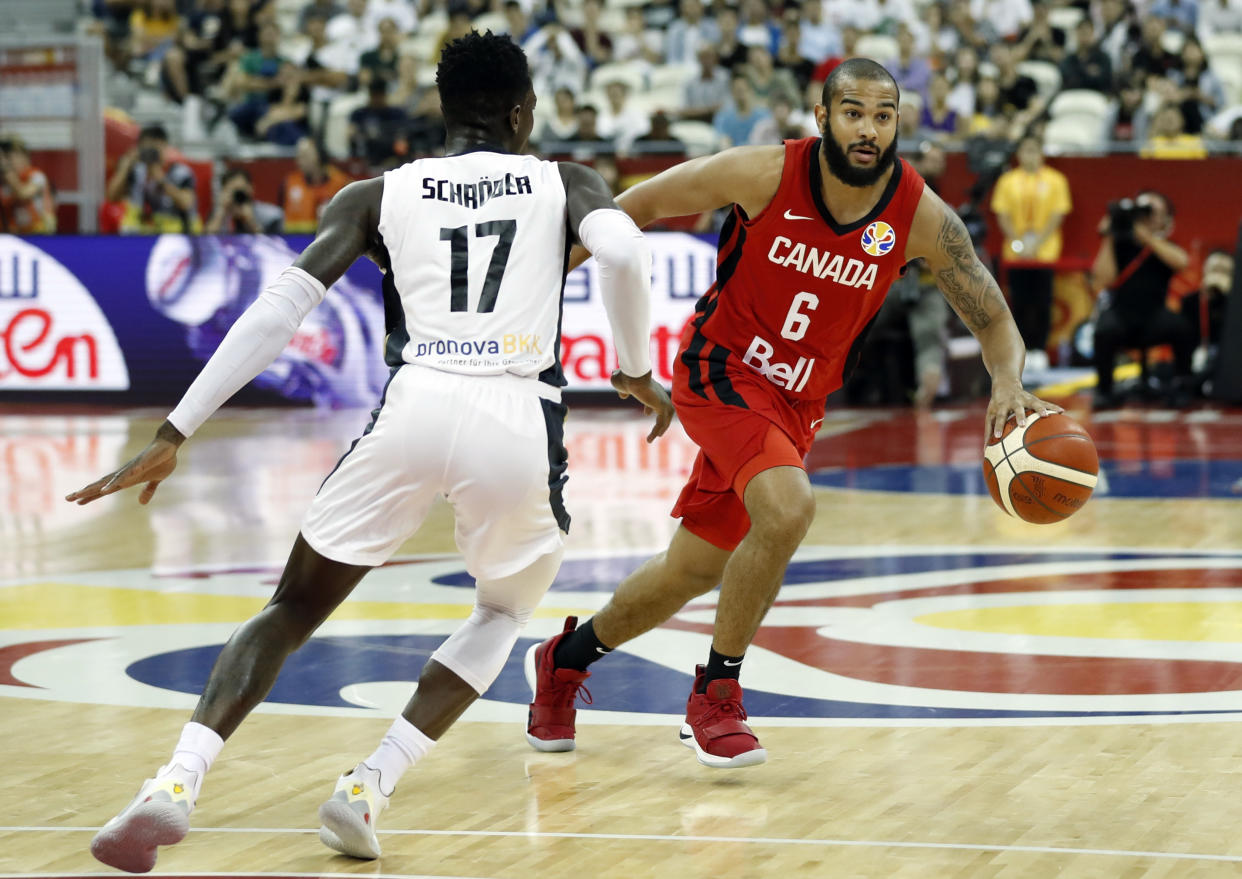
[300,364,569,580]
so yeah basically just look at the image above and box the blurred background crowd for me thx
[4,0,1242,234]
[0,0,1231,231]
[1,0,1239,408]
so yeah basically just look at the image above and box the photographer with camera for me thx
[1091,190,1194,408]
[0,134,55,234]
[206,167,284,234]
[106,124,200,234]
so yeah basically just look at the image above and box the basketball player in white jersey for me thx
[67,32,673,871]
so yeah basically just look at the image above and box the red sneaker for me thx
[679,665,767,768]
[524,616,592,752]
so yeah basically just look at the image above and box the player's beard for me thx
[820,122,898,188]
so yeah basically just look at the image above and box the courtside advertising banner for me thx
[0,233,715,404]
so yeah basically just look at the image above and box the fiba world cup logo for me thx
[860,221,896,256]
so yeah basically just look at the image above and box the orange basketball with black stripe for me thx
[982,411,1099,523]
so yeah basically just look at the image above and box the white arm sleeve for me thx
[577,208,653,377]
[167,267,327,437]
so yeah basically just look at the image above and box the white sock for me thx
[162,722,225,791]
[362,717,435,797]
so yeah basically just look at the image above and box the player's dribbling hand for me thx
[611,370,675,443]
[65,421,185,506]
[986,381,1064,440]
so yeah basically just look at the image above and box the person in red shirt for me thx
[0,135,55,234]
[526,58,1061,769]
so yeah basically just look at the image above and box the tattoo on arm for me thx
[934,210,1004,333]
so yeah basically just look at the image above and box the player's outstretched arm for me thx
[908,185,1063,438]
[65,420,182,506]
[614,145,784,229]
[560,161,673,441]
[66,179,386,506]
[566,146,784,271]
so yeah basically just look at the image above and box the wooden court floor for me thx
[3,399,1242,878]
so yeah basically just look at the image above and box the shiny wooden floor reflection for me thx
[3,400,1242,878]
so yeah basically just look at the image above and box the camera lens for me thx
[232,189,251,205]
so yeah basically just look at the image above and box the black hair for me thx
[436,30,532,130]
[821,57,900,107]
[139,123,170,142]
[1137,188,1175,216]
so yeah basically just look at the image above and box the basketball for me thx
[982,411,1099,524]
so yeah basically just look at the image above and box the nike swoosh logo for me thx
[810,418,824,430]
[595,646,610,654]
[722,658,744,666]
[784,210,814,221]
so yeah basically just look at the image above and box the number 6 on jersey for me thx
[781,292,819,341]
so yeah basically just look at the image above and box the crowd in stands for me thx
[48,0,1241,237]
[2,0,1234,404]
[54,0,1242,235]
[81,0,1242,173]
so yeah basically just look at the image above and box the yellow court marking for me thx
[917,602,1242,642]
[1032,362,1140,398]
[0,584,587,629]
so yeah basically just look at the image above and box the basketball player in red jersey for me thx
[526,58,1064,768]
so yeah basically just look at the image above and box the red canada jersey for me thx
[681,137,926,404]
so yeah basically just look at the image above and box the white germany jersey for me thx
[378,149,569,385]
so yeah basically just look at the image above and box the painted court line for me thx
[0,875,491,879]
[3,826,1242,865]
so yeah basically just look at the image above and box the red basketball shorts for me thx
[671,356,824,552]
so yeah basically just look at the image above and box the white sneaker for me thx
[90,763,200,873]
[318,763,390,859]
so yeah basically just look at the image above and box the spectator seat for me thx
[323,91,369,159]
[1017,60,1062,100]
[669,120,723,157]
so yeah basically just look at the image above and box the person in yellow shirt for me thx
[1141,103,1208,159]
[129,0,181,67]
[990,135,1072,369]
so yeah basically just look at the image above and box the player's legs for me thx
[322,547,563,859]
[527,414,812,765]
[669,461,812,768]
[194,535,371,736]
[320,373,568,859]
[593,525,733,648]
[93,366,438,872]
[413,545,565,737]
[90,535,371,873]
[524,524,730,751]
[711,464,815,656]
